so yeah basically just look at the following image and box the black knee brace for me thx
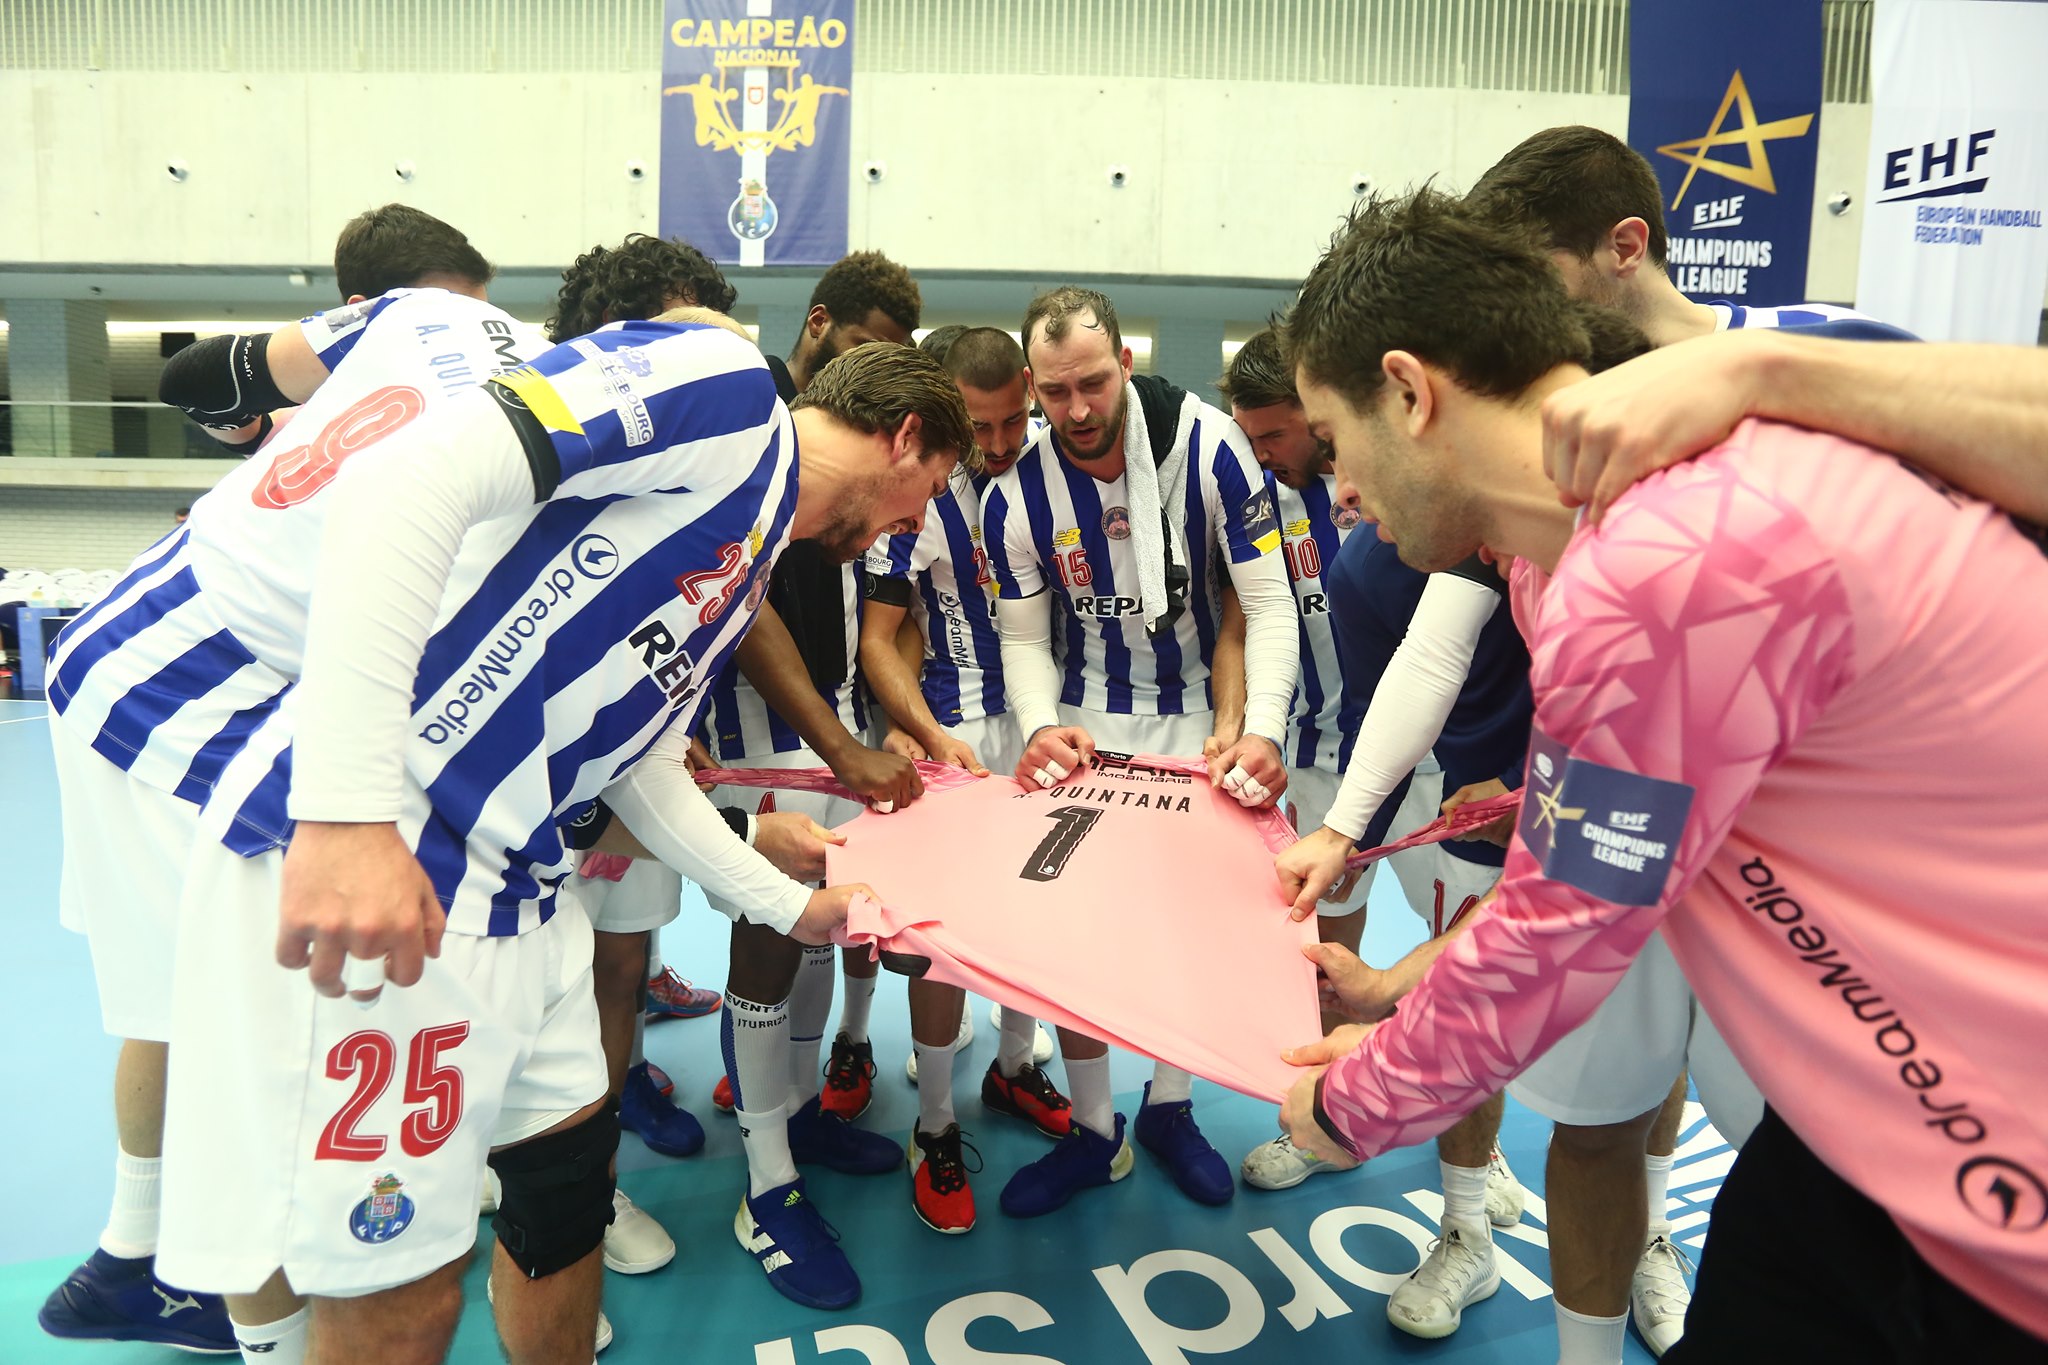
[487,1104,620,1279]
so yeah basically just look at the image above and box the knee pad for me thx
[487,1104,620,1279]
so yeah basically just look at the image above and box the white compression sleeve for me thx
[1224,549,1302,745]
[286,395,537,822]
[603,736,812,936]
[995,591,1064,740]
[1322,574,1500,843]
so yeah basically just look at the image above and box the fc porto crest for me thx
[349,1173,417,1245]
[729,177,779,243]
[1330,504,1364,532]
[1101,505,1133,541]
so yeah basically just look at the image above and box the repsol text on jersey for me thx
[1072,594,1141,618]
[629,618,704,711]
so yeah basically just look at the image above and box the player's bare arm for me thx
[858,597,986,775]
[737,601,923,808]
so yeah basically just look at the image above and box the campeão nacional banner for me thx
[1855,0,2048,343]
[1627,0,1823,305]
[659,0,853,267]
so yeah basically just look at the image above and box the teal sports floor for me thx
[0,696,1723,1363]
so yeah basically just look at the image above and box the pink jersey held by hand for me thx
[1319,419,2048,1338]
[705,754,1321,1103]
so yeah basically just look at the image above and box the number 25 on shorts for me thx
[316,1023,470,1162]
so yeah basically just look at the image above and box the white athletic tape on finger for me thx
[342,955,387,1009]
[875,800,895,814]
[1033,766,1056,789]
[1223,764,1251,795]
[1238,779,1269,807]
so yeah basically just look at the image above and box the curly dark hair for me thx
[808,250,921,335]
[548,234,737,343]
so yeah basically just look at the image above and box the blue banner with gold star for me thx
[659,1,853,268]
[1627,0,1822,306]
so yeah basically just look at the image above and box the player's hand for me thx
[278,821,446,999]
[1208,733,1286,807]
[1016,725,1095,790]
[753,811,845,881]
[1278,1023,1373,1168]
[1442,778,1514,846]
[1277,826,1355,921]
[685,736,717,789]
[791,881,877,945]
[1541,332,1763,524]
[880,728,928,762]
[829,743,924,812]
[1303,941,1398,1023]
[928,732,990,777]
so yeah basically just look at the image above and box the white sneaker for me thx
[485,1278,612,1353]
[479,1167,501,1216]
[1386,1224,1500,1339]
[1631,1231,1694,1357]
[906,998,977,1081]
[1240,1133,1350,1190]
[989,1003,1055,1064]
[1485,1145,1526,1227]
[603,1188,676,1274]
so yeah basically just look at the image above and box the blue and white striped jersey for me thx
[196,320,798,937]
[49,289,546,804]
[1274,473,1361,774]
[700,560,864,762]
[863,466,1005,726]
[982,405,1281,716]
[1712,301,1870,329]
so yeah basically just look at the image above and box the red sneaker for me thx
[908,1123,981,1234]
[645,1060,675,1098]
[646,967,721,1021]
[981,1061,1073,1139]
[819,1034,876,1120]
[712,1074,735,1114]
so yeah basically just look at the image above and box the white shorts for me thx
[49,709,191,1042]
[704,746,863,912]
[946,711,1024,779]
[158,841,606,1298]
[1055,705,1214,764]
[579,858,682,935]
[1351,769,1502,935]
[1509,929,1764,1139]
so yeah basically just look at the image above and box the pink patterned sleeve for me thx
[1317,465,1860,1159]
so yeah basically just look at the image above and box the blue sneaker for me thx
[734,1178,860,1310]
[786,1095,899,1175]
[1133,1082,1235,1205]
[622,1061,706,1158]
[999,1113,1135,1218]
[39,1248,236,1353]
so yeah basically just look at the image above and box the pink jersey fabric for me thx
[704,756,1320,1102]
[1318,419,2048,1336]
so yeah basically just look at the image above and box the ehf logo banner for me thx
[659,0,853,268]
[1855,0,2048,343]
[1626,0,1822,306]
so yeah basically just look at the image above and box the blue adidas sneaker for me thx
[1133,1082,1235,1205]
[39,1248,236,1353]
[786,1095,899,1175]
[999,1113,1135,1217]
[622,1061,706,1158]
[734,1178,860,1310]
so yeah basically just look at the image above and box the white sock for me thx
[997,1008,1037,1077]
[645,930,662,980]
[736,1100,797,1197]
[233,1306,309,1365]
[914,1044,956,1135]
[787,946,836,1104]
[99,1148,160,1259]
[1148,1063,1192,1106]
[1440,1158,1491,1235]
[838,969,877,1043]
[1064,1054,1114,1139]
[1645,1151,1675,1234]
[1555,1303,1628,1365]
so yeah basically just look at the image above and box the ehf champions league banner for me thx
[1854,0,2048,343]
[659,0,853,267]
[1626,0,1822,306]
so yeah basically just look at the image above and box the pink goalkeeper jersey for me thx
[1320,419,2048,1337]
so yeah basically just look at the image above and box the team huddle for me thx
[36,124,2048,1365]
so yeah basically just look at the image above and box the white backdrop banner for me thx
[1856,0,2048,342]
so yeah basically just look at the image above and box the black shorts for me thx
[1667,1108,2048,1363]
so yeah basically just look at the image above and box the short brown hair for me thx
[944,327,1027,392]
[1217,327,1296,410]
[548,233,736,343]
[1465,125,1669,269]
[809,250,922,334]
[794,343,973,470]
[333,204,494,301]
[1285,187,1592,410]
[917,324,968,363]
[1021,286,1122,363]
